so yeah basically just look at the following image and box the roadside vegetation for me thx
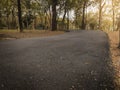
[0,30,64,40]
[107,31,120,90]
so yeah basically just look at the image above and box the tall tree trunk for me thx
[32,19,35,30]
[17,0,23,32]
[74,10,79,29]
[99,0,105,30]
[12,8,16,29]
[62,8,67,30]
[62,2,67,24]
[118,29,120,48]
[112,0,115,31]
[67,10,69,30]
[6,14,10,29]
[62,9,67,24]
[99,0,102,30]
[85,5,88,30]
[0,13,2,28]
[32,12,35,30]
[81,1,86,30]
[48,6,52,30]
[44,10,47,30]
[51,0,57,31]
[45,7,51,30]
[117,16,120,48]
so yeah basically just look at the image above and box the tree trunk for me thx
[117,16,120,48]
[11,8,16,29]
[51,0,57,31]
[62,7,67,23]
[99,0,102,30]
[17,0,23,32]
[6,14,10,29]
[112,0,115,31]
[99,0,105,30]
[44,7,51,30]
[99,10,102,30]
[0,13,2,28]
[81,1,86,30]
[85,5,88,30]
[119,29,120,48]
[44,10,47,30]
[48,6,52,30]
[45,5,52,30]
[67,10,69,30]
[62,8,67,30]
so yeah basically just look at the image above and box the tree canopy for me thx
[0,0,120,32]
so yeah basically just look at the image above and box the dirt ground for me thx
[0,30,64,40]
[107,31,120,90]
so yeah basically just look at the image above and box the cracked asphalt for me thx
[0,30,115,90]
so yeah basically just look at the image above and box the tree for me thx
[116,15,120,48]
[81,0,87,30]
[51,0,58,31]
[111,0,120,31]
[74,0,83,29]
[87,12,98,30]
[60,0,76,30]
[98,0,105,30]
[112,0,115,31]
[111,0,120,47]
[17,0,23,32]
[74,0,93,30]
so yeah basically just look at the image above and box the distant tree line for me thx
[0,0,120,32]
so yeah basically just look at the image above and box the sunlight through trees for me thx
[0,0,120,32]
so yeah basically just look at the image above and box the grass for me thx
[0,30,64,40]
[107,31,120,89]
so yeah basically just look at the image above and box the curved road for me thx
[0,30,114,90]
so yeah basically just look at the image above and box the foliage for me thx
[0,0,120,31]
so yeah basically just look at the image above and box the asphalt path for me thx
[0,30,115,90]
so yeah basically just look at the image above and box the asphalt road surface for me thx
[0,30,115,90]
